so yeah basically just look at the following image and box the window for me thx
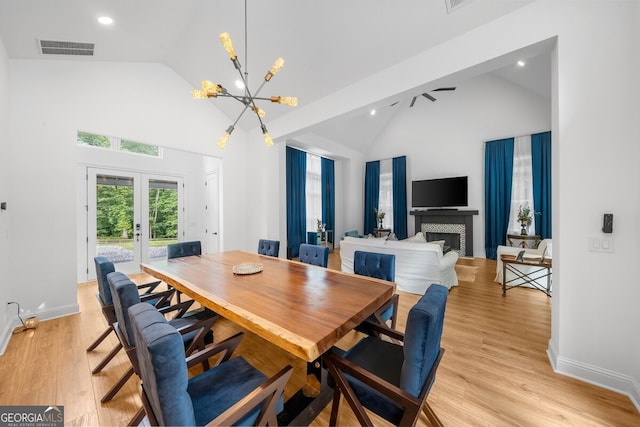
[378,159,394,228]
[77,131,162,158]
[508,136,535,234]
[306,153,322,232]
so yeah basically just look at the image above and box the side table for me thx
[500,254,552,297]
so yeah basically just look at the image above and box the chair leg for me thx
[329,387,341,426]
[86,325,113,352]
[422,402,443,427]
[91,342,123,374]
[127,406,146,426]
[100,367,135,403]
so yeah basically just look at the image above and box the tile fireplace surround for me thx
[411,209,479,257]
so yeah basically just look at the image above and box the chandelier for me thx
[191,0,297,148]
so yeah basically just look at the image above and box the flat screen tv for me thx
[411,176,468,209]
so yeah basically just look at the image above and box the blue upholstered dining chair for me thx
[167,240,202,259]
[353,250,399,332]
[299,243,329,268]
[257,239,280,257]
[324,284,448,427]
[102,272,217,422]
[166,241,202,302]
[87,256,164,374]
[131,303,293,427]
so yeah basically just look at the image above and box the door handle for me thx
[212,232,218,235]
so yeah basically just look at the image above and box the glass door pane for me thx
[88,170,141,274]
[147,179,179,261]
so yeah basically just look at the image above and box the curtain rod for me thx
[484,130,550,143]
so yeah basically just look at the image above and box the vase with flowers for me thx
[517,205,532,235]
[374,208,385,229]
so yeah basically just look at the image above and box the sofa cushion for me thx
[405,232,426,243]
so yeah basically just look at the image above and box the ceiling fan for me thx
[409,87,456,107]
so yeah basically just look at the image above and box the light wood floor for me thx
[1,251,638,426]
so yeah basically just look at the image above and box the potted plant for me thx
[517,205,532,235]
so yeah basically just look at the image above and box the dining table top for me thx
[140,250,395,361]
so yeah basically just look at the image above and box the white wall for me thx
[7,60,252,325]
[0,35,11,352]
[367,73,550,256]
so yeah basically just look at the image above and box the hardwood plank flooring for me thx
[0,252,638,426]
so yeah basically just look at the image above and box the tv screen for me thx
[411,176,468,208]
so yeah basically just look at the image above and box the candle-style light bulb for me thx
[217,125,234,149]
[262,125,273,147]
[264,57,285,81]
[251,106,266,118]
[219,32,236,60]
[271,96,298,107]
[192,89,208,99]
[201,80,221,96]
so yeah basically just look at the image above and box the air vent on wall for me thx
[445,0,474,14]
[39,39,95,56]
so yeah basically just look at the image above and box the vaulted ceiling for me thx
[0,0,549,150]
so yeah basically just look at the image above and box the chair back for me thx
[132,304,195,426]
[167,241,202,259]
[94,256,116,305]
[257,239,280,257]
[107,272,142,347]
[353,251,395,282]
[400,284,448,397]
[299,243,329,267]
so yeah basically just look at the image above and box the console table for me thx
[507,234,541,249]
[307,230,334,252]
[501,254,552,297]
[373,228,392,238]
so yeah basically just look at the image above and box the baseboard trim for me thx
[0,304,79,356]
[548,340,640,413]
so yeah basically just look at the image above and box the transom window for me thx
[77,131,162,158]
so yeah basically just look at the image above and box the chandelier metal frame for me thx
[192,0,297,148]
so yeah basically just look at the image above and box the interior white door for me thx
[87,168,183,278]
[206,169,220,254]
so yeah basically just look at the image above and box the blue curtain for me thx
[484,138,514,259]
[392,156,408,240]
[286,147,307,259]
[531,131,552,239]
[321,157,335,243]
[364,161,380,235]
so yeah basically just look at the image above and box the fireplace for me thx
[426,230,462,254]
[410,209,478,257]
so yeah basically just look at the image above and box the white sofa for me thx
[495,239,552,288]
[340,236,459,294]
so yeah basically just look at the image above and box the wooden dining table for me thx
[141,250,394,362]
[140,250,395,424]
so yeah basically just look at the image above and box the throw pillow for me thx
[406,232,426,243]
[386,232,398,241]
[427,239,445,251]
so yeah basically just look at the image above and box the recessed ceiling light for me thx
[370,109,376,116]
[98,16,114,25]
[517,60,526,67]
[235,79,245,89]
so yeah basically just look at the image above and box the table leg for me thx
[502,263,507,297]
[277,358,333,426]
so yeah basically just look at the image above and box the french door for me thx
[87,168,184,277]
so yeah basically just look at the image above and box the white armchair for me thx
[495,239,552,288]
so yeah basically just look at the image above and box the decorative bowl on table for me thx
[232,262,264,275]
